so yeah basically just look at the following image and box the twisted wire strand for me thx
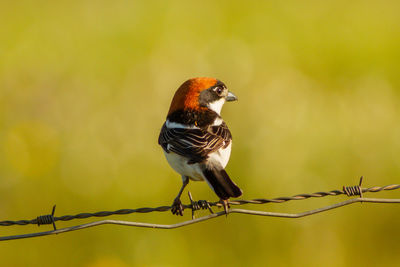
[1,183,398,227]
[1,197,399,241]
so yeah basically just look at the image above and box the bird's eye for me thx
[214,86,223,95]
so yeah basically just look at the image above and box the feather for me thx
[202,166,242,199]
[158,121,232,164]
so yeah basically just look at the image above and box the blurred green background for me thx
[1,0,400,266]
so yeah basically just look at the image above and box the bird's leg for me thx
[220,199,230,215]
[171,176,189,216]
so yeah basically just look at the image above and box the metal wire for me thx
[1,197,399,241]
[0,179,399,241]
[343,176,364,197]
[2,181,398,228]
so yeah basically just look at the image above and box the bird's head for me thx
[168,77,237,116]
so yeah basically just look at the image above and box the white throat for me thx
[207,98,225,115]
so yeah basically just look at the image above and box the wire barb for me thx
[343,176,364,197]
[188,191,214,220]
[36,205,57,230]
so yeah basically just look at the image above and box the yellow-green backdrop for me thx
[1,0,399,266]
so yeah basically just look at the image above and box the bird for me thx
[158,77,242,216]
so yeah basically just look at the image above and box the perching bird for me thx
[158,77,242,215]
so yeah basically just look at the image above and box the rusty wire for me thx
[1,178,399,241]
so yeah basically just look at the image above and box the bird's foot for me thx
[220,199,230,215]
[171,197,184,216]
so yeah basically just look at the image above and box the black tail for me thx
[202,167,242,200]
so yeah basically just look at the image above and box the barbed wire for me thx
[1,177,399,241]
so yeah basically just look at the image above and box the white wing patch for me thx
[213,117,223,126]
[166,119,199,129]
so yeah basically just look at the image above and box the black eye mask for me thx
[198,80,227,107]
[198,87,221,107]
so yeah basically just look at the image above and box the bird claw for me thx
[171,198,184,216]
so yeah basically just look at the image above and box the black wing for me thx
[158,122,232,164]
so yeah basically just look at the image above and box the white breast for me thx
[163,142,232,181]
[163,151,205,181]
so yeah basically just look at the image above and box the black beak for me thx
[226,91,238,102]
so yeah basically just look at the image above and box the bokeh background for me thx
[1,0,400,266]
